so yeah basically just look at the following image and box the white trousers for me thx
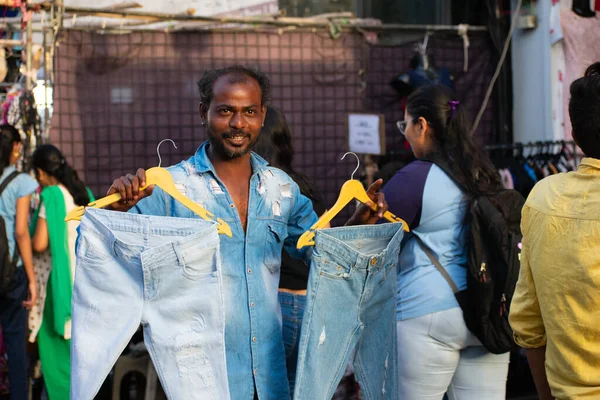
[397,307,510,400]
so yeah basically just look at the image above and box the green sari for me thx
[30,186,94,399]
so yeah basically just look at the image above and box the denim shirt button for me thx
[247,268,252,274]
[250,302,255,307]
[252,337,257,343]
[370,258,377,266]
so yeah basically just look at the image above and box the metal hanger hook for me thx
[157,139,178,168]
[341,152,360,180]
[421,31,431,54]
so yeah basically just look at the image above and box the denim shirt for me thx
[131,141,317,400]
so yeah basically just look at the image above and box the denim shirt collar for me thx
[193,141,270,176]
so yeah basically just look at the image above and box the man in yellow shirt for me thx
[509,62,600,400]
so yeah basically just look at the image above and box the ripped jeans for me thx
[293,224,404,400]
[70,208,230,400]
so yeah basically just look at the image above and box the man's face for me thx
[201,73,266,160]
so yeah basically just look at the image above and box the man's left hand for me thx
[346,179,388,226]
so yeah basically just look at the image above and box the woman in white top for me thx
[31,144,92,400]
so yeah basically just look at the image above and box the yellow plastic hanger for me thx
[296,152,409,249]
[65,139,233,237]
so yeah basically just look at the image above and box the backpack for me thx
[0,170,22,294]
[415,162,525,354]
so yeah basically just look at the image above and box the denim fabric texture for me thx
[70,208,229,400]
[294,223,404,400]
[0,267,28,400]
[278,292,306,395]
[130,142,317,400]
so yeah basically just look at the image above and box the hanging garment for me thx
[70,208,230,400]
[550,1,564,45]
[293,223,404,400]
[561,8,600,140]
[523,164,538,184]
[499,169,514,189]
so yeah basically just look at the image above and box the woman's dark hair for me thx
[569,61,600,158]
[32,144,90,206]
[253,106,320,201]
[0,124,21,175]
[406,85,502,198]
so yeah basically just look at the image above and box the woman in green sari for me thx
[30,144,93,399]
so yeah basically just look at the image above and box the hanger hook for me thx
[157,139,178,168]
[341,152,360,180]
[422,31,431,54]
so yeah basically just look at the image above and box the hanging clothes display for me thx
[487,141,579,197]
[70,208,230,400]
[293,223,404,400]
[0,87,44,172]
[561,8,600,140]
[550,0,564,45]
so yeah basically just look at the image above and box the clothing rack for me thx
[484,140,581,164]
[484,140,576,152]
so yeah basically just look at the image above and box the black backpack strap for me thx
[0,170,20,197]
[0,171,22,264]
[414,234,460,294]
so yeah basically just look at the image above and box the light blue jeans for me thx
[294,223,404,400]
[396,307,510,400]
[279,292,306,395]
[70,208,230,400]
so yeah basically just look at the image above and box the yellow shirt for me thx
[509,157,600,400]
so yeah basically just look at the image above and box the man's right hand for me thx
[107,168,155,212]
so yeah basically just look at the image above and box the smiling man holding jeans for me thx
[106,65,388,400]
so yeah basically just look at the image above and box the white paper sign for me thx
[348,114,384,155]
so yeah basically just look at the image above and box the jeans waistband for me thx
[313,223,404,270]
[278,291,307,307]
[79,208,219,267]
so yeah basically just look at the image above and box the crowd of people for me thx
[0,129,92,399]
[0,61,598,400]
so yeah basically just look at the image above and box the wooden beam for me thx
[30,3,488,33]
[101,2,143,12]
[0,39,23,48]
[56,6,359,28]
